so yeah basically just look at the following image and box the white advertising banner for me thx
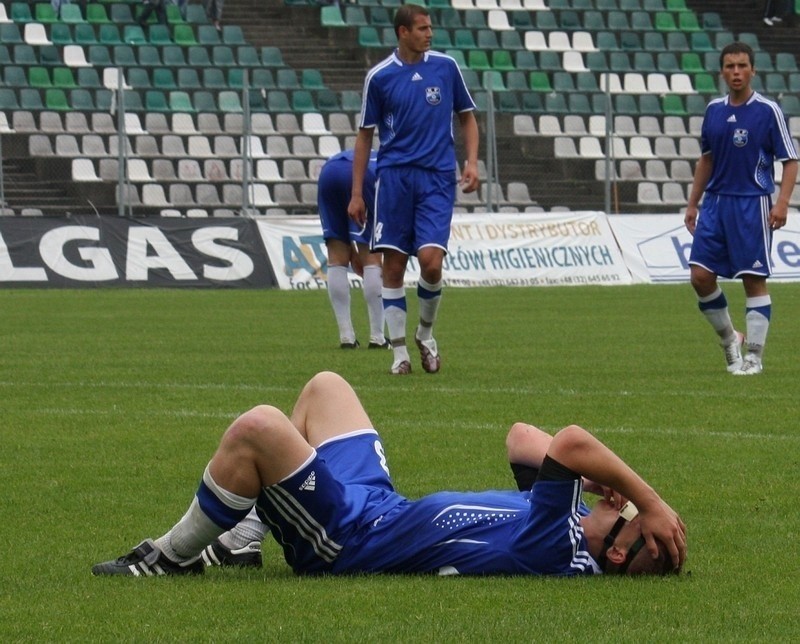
[608,214,800,283]
[256,212,633,290]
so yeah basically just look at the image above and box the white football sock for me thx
[327,265,355,343]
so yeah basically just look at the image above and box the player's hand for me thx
[684,206,698,236]
[460,161,479,194]
[638,499,687,571]
[348,196,367,227]
[769,202,788,230]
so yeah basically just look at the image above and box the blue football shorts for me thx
[371,166,457,256]
[689,193,773,279]
[254,430,402,574]
[318,159,371,246]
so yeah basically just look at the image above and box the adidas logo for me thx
[752,260,763,268]
[299,471,316,491]
[727,114,737,122]
[411,72,423,81]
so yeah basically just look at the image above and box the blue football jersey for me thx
[701,92,798,196]
[358,50,476,172]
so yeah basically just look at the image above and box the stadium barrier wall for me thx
[3,212,800,288]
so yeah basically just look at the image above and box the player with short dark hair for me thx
[318,149,389,350]
[685,41,798,375]
[348,3,480,375]
[92,371,686,578]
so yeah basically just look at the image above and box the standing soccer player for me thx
[318,149,389,350]
[685,41,798,375]
[348,3,480,375]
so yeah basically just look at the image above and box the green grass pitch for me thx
[1,284,798,641]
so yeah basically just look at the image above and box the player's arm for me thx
[506,423,619,501]
[457,110,480,194]
[347,128,374,227]
[770,158,797,230]
[546,425,687,569]
[685,153,713,235]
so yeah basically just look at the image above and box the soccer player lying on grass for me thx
[93,371,686,577]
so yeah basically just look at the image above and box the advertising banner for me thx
[257,212,633,290]
[0,216,277,287]
[608,214,800,283]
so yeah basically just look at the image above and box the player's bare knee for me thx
[224,405,284,447]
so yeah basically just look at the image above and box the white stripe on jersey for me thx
[566,479,598,573]
[263,485,343,563]
[753,93,798,161]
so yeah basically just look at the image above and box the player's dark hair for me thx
[719,42,755,70]
[394,4,429,37]
[623,539,678,576]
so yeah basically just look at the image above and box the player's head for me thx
[719,42,755,71]
[594,501,679,576]
[394,4,431,39]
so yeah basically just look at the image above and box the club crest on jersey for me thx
[426,86,442,105]
[732,128,748,147]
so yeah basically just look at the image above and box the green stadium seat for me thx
[369,6,392,27]
[292,90,316,112]
[0,24,23,44]
[60,4,86,23]
[344,5,368,26]
[198,24,222,45]
[690,32,714,52]
[439,7,461,29]
[576,72,599,92]
[341,90,362,112]
[173,24,198,46]
[127,67,152,88]
[237,45,260,67]
[113,45,137,66]
[88,45,113,66]
[39,45,61,66]
[261,47,285,67]
[431,31,452,49]
[76,67,102,89]
[614,94,639,115]
[634,52,657,73]
[321,4,345,27]
[219,90,243,112]
[72,23,96,45]
[521,92,544,113]
[662,94,686,115]
[5,65,29,87]
[535,11,558,29]
[453,29,476,49]
[267,90,291,112]
[529,71,552,92]
[153,67,177,89]
[248,88,267,112]
[166,4,185,23]
[654,12,677,31]
[482,71,505,92]
[702,12,723,31]
[464,10,487,30]
[666,0,687,9]
[553,72,575,92]
[607,11,629,30]
[146,90,170,112]
[610,52,633,72]
[500,31,523,51]
[188,46,211,66]
[178,67,201,89]
[545,93,568,114]
[163,46,186,66]
[678,12,701,31]
[202,67,226,89]
[186,4,208,23]
[755,52,774,72]
[316,88,340,111]
[221,25,245,45]
[505,71,527,92]
[631,11,653,31]
[46,88,69,110]
[35,3,58,22]
[476,29,499,50]
[28,66,52,88]
[358,26,382,47]
[619,32,641,51]
[538,51,562,72]
[510,10,533,30]
[766,73,789,95]
[50,23,73,45]
[212,45,236,66]
[681,52,704,74]
[227,68,243,88]
[277,69,300,89]
[148,24,173,46]
[666,31,689,51]
[657,52,679,73]
[124,25,148,45]
[10,2,33,23]
[0,88,21,110]
[20,88,45,110]
[53,66,78,88]
[642,31,666,52]
[569,93,592,115]
[776,53,799,73]
[639,94,662,115]
[70,88,94,110]
[86,4,111,23]
[301,69,326,89]
[98,24,122,45]
[498,92,521,113]
[586,51,609,72]
[468,50,491,71]
[13,44,38,65]
[251,68,276,89]
[167,90,195,112]
[491,50,514,72]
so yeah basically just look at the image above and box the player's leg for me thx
[357,243,389,348]
[688,197,743,372]
[326,238,358,348]
[381,250,411,373]
[93,402,315,576]
[290,370,374,448]
[736,276,770,375]
[412,169,455,373]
